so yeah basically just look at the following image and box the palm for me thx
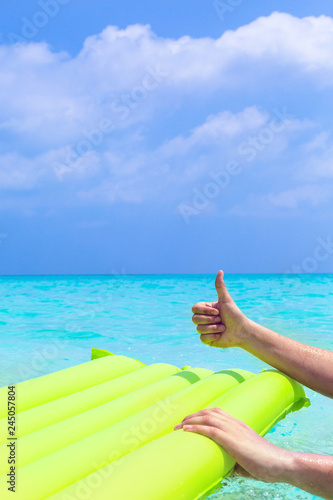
[219,297,247,346]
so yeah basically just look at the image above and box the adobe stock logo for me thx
[285,236,333,274]
[7,0,71,44]
[213,0,244,22]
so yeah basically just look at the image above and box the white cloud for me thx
[1,12,333,213]
[159,107,268,157]
[0,101,317,210]
[0,152,48,190]
[0,12,333,145]
[75,106,309,206]
[229,184,331,216]
[300,132,333,180]
[266,185,329,208]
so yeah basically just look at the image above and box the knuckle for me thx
[207,415,215,425]
[212,324,221,332]
[209,426,218,437]
[202,414,215,425]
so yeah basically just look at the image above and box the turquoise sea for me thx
[0,274,332,499]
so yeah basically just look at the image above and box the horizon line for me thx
[0,272,333,277]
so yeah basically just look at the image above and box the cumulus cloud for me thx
[75,107,310,207]
[267,185,330,208]
[228,184,331,217]
[1,12,333,213]
[159,107,268,157]
[1,12,333,142]
[300,132,333,180]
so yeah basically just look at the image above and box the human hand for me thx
[174,408,288,483]
[192,271,250,348]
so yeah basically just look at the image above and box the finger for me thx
[200,333,222,345]
[175,409,214,426]
[192,314,222,325]
[175,416,214,428]
[206,409,249,432]
[174,409,231,430]
[208,408,249,428]
[175,411,227,431]
[215,270,232,304]
[208,408,231,418]
[192,303,219,315]
[196,324,225,334]
[182,423,222,442]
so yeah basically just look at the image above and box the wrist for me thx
[237,317,261,349]
[264,448,296,484]
[274,450,298,484]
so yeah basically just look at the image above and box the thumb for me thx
[215,270,232,303]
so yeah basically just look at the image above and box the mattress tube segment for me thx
[0,369,253,500]
[0,363,183,470]
[0,362,179,444]
[0,364,197,472]
[0,354,145,417]
[56,370,309,500]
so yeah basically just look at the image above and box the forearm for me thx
[241,320,333,398]
[280,452,333,499]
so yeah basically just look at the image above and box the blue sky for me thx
[1,0,333,274]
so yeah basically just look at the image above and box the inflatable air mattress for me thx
[0,348,310,499]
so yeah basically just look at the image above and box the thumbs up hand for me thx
[192,271,249,349]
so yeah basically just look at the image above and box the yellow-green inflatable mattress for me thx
[0,348,310,499]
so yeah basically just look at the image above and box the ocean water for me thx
[0,274,332,499]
